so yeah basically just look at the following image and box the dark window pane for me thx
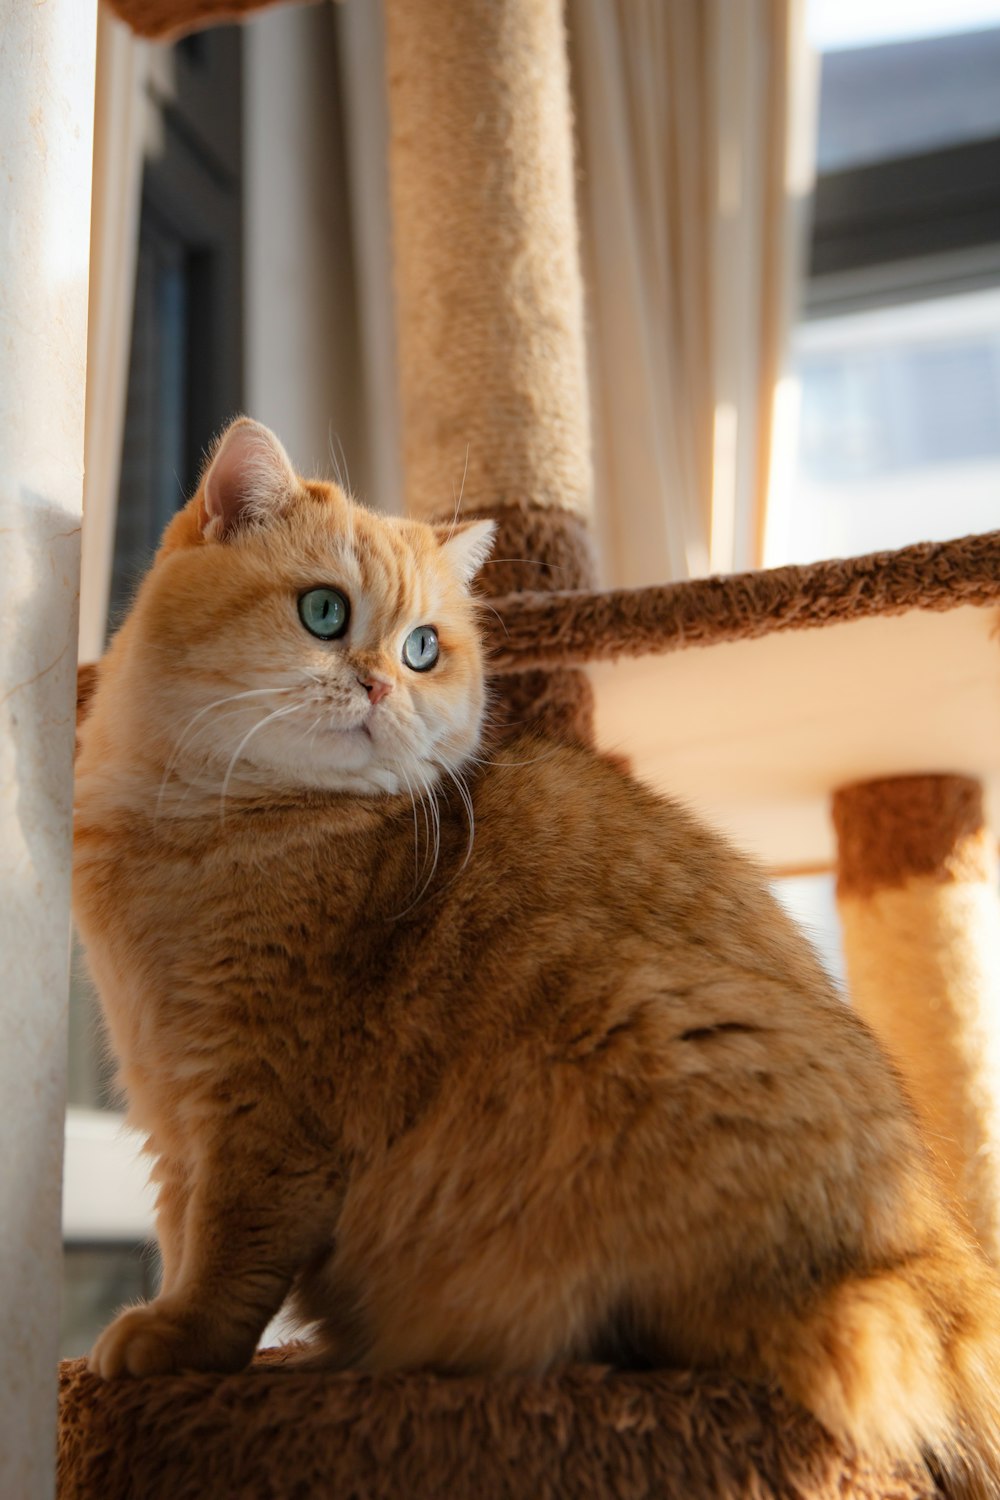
[109,206,192,629]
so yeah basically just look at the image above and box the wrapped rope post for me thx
[833,775,1000,1264]
[383,0,598,744]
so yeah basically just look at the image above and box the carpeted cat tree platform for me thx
[58,1350,936,1500]
[63,0,1000,1496]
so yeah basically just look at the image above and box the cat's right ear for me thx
[199,418,298,541]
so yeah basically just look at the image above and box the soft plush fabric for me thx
[480,530,1000,674]
[58,1353,933,1500]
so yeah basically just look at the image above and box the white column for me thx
[0,4,98,1496]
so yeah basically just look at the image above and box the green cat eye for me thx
[298,587,349,640]
[402,625,439,672]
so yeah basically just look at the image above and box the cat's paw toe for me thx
[88,1304,192,1378]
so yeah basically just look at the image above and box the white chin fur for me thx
[187,689,480,804]
[258,715,452,799]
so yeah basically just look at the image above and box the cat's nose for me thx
[357,675,393,706]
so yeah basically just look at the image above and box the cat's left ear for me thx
[200,418,298,541]
[434,519,497,587]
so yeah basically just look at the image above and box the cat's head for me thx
[113,418,495,801]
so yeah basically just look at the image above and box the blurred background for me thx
[65,0,1000,1354]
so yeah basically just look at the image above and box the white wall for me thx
[0,2,96,1493]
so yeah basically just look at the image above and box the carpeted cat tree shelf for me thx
[63,1,1000,1497]
[58,1350,938,1500]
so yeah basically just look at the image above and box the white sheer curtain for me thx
[79,8,149,662]
[570,0,816,586]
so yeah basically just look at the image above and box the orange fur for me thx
[74,420,1000,1496]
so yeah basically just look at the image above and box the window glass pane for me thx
[809,0,1000,52]
[766,287,1000,565]
[108,206,192,634]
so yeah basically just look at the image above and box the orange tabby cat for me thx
[74,418,1000,1497]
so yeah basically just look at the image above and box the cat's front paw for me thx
[89,1302,198,1379]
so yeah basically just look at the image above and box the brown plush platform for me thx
[482,531,1000,673]
[58,1353,933,1500]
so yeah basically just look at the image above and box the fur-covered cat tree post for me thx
[63,0,1000,1497]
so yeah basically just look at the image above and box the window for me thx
[769,286,1000,563]
[765,0,1000,568]
[766,1,1000,944]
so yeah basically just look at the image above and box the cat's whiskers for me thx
[466,692,563,769]
[395,764,423,887]
[293,669,371,739]
[480,557,564,573]
[443,444,471,541]
[465,744,563,771]
[430,777,442,883]
[389,762,477,915]
[412,768,438,887]
[168,686,295,761]
[345,488,356,554]
[326,429,353,499]
[156,686,298,819]
[387,766,445,918]
[156,705,269,821]
[443,764,476,871]
[335,432,352,499]
[218,700,310,819]
[476,600,509,638]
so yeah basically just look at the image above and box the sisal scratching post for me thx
[833,776,1000,1263]
[383,0,597,743]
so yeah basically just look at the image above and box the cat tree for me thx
[62,0,1000,1496]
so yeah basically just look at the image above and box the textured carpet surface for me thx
[58,1353,935,1500]
[482,530,1000,673]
